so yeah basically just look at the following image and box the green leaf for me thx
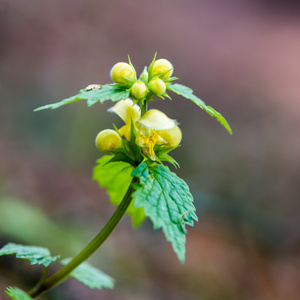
[127,55,137,80]
[167,83,232,134]
[6,287,32,300]
[153,144,180,168]
[132,163,198,262]
[93,156,146,227]
[0,243,60,267]
[147,52,157,82]
[60,258,114,290]
[34,85,129,111]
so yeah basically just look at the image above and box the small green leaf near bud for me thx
[148,78,166,95]
[110,62,135,84]
[95,129,122,152]
[152,59,173,79]
[131,81,147,100]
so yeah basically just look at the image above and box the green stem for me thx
[29,266,49,296]
[28,176,138,298]
[141,100,148,116]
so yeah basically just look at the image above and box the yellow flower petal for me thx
[108,99,141,125]
[119,124,131,140]
[156,126,182,147]
[137,109,177,130]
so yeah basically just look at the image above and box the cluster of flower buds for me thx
[95,57,181,163]
[110,58,173,100]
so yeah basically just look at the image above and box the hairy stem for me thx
[28,176,138,298]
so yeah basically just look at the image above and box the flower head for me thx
[109,100,180,161]
[152,59,173,79]
[135,109,178,160]
[110,62,135,84]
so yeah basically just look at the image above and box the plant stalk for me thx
[28,176,138,298]
[141,100,148,116]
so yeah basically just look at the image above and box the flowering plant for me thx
[0,54,231,299]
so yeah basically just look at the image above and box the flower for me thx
[109,100,181,161]
[110,62,135,84]
[152,59,173,79]
[135,109,179,160]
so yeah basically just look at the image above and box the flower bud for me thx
[131,81,147,100]
[152,59,173,79]
[95,129,122,152]
[156,126,182,147]
[110,62,135,84]
[148,78,166,95]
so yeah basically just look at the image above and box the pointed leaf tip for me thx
[168,83,232,134]
[132,163,197,262]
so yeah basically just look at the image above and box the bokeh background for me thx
[1,0,300,299]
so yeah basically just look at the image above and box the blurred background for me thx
[1,0,300,299]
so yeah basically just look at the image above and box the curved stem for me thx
[28,176,138,298]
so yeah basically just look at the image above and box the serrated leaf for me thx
[167,83,232,134]
[132,163,198,262]
[0,243,60,267]
[34,85,129,111]
[60,258,114,290]
[6,287,32,300]
[93,156,145,227]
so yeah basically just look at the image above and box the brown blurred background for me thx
[1,0,300,299]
